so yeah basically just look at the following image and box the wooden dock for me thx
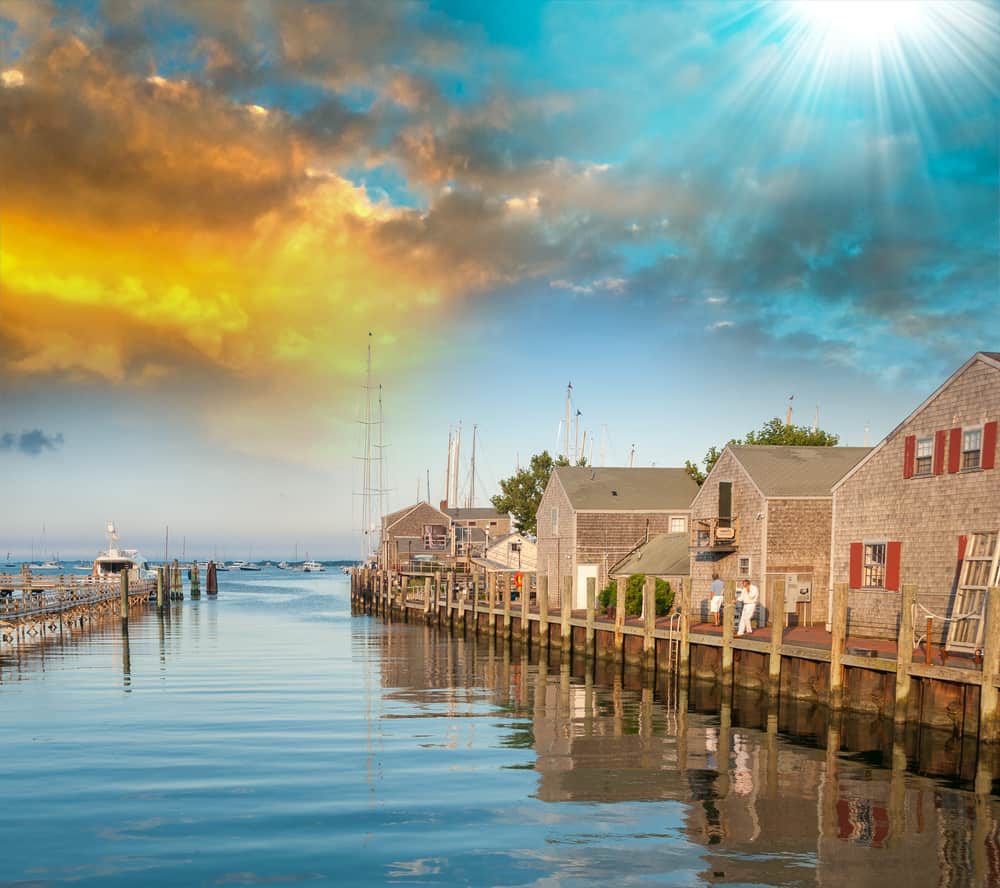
[351,567,1000,769]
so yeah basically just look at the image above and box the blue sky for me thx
[1,0,998,559]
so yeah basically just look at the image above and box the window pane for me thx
[916,438,933,458]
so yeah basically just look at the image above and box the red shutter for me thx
[983,421,997,470]
[933,430,947,475]
[948,427,962,473]
[849,542,863,589]
[958,534,968,564]
[885,541,901,592]
[902,435,916,478]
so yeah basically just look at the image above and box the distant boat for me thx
[302,560,325,573]
[240,563,262,572]
[215,562,231,572]
[4,552,15,567]
[73,562,92,571]
[277,561,289,570]
[93,522,155,580]
[229,560,246,569]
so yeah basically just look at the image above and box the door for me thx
[946,532,1000,653]
[576,564,599,610]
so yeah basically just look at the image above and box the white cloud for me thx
[708,320,734,330]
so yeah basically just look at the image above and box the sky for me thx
[1,0,998,560]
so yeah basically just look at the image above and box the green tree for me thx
[686,418,839,485]
[491,450,583,534]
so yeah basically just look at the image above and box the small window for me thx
[510,542,521,553]
[551,508,558,534]
[738,556,751,576]
[914,437,933,475]
[863,543,886,589]
[670,516,686,534]
[963,428,982,470]
[489,520,497,526]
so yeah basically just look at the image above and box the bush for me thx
[601,575,674,616]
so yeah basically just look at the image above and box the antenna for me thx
[588,436,594,467]
[574,409,582,464]
[813,403,819,434]
[629,444,636,468]
[785,394,795,426]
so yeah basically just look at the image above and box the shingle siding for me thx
[766,498,834,622]
[832,358,1000,640]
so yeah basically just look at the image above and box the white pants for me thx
[737,602,756,635]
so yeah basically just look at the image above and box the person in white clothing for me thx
[737,579,759,636]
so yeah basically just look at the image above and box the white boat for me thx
[93,522,155,580]
[240,563,262,572]
[4,552,15,567]
[302,560,325,572]
[214,562,231,572]
[277,561,289,570]
[73,562,91,570]
[37,560,61,570]
[229,560,246,569]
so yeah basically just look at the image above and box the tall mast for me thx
[467,424,477,509]
[444,430,453,507]
[377,384,386,541]
[452,424,461,508]
[573,410,580,464]
[629,444,636,468]
[360,332,374,561]
[564,382,572,461]
[580,430,587,466]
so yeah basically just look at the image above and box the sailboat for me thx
[4,552,15,568]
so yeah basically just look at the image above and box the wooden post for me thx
[978,585,1000,744]
[830,582,849,711]
[891,583,917,722]
[538,575,549,650]
[119,570,129,624]
[721,579,735,686]
[156,567,165,611]
[472,572,480,628]
[643,575,656,672]
[190,561,200,598]
[585,576,596,660]
[172,559,181,599]
[502,573,512,639]
[561,575,572,652]
[925,616,933,665]
[207,562,218,596]
[768,577,784,696]
[422,576,431,621]
[679,578,690,675]
[519,573,529,642]
[487,572,497,635]
[447,571,455,626]
[614,577,626,660]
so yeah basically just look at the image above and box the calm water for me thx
[2,569,999,887]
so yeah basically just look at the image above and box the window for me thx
[489,520,498,526]
[670,517,686,534]
[738,556,751,576]
[963,428,982,470]
[915,437,933,475]
[510,542,521,553]
[961,531,999,587]
[551,508,558,534]
[863,543,886,588]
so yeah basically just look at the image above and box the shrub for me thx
[655,578,674,616]
[599,580,616,611]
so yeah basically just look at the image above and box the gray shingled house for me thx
[536,467,698,608]
[689,445,870,627]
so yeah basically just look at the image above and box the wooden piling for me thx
[502,573,512,640]
[207,561,218,596]
[721,579,735,686]
[978,585,1000,744]
[614,577,625,660]
[585,576,596,660]
[892,583,917,722]
[538,575,549,650]
[561,576,572,652]
[190,561,201,598]
[119,570,129,623]
[768,577,784,696]
[679,578,690,675]
[519,573,529,642]
[422,576,431,621]
[642,575,655,673]
[156,567,165,611]
[830,582,849,710]
[172,559,181,599]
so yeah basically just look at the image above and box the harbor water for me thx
[1,569,998,886]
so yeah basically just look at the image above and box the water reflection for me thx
[370,620,1000,887]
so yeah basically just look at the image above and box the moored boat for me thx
[302,559,325,572]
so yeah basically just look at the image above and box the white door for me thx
[576,564,598,610]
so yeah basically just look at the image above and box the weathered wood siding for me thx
[536,473,577,607]
[766,497,834,624]
[832,358,1000,640]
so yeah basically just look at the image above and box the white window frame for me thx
[959,531,1000,598]
[738,555,751,577]
[962,427,983,471]
[670,516,687,534]
[863,541,887,590]
[914,436,934,475]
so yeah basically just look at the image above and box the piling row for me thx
[350,567,1000,754]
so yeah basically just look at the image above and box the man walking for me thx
[737,578,759,637]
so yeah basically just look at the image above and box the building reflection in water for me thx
[368,618,1000,886]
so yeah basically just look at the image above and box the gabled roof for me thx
[444,507,504,520]
[383,501,450,532]
[834,351,1000,490]
[552,467,698,511]
[728,446,871,497]
[610,533,691,577]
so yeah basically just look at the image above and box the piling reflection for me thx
[368,621,1000,887]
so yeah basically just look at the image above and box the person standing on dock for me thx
[737,579,758,636]
[709,573,724,626]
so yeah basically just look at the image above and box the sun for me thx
[790,0,933,49]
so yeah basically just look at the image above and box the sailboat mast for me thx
[564,383,572,460]
[377,384,386,544]
[452,424,461,507]
[467,425,477,509]
[361,332,374,561]
[444,429,453,507]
